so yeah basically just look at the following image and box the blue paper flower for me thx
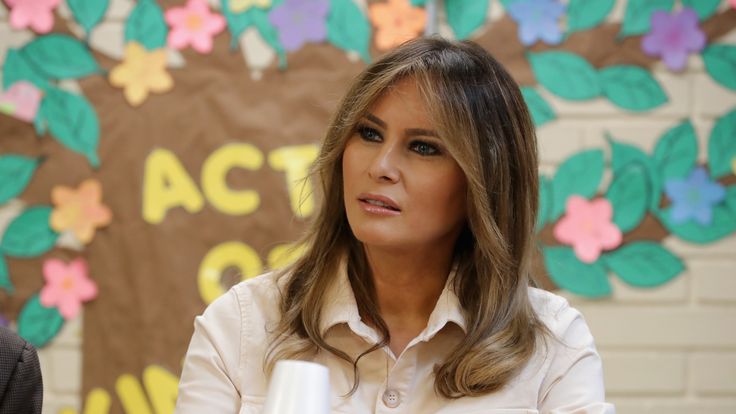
[507,0,566,46]
[664,167,726,225]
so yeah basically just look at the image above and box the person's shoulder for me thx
[527,286,584,335]
[0,326,31,364]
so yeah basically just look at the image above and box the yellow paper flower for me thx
[109,42,173,107]
[732,157,736,175]
[230,0,271,13]
[50,179,113,244]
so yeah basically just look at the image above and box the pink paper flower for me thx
[731,0,736,9]
[554,196,622,263]
[641,7,706,72]
[0,81,43,122]
[165,0,226,54]
[6,0,61,33]
[40,258,98,320]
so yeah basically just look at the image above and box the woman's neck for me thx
[363,244,455,356]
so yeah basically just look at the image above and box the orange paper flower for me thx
[50,179,112,244]
[369,0,426,51]
[109,42,174,107]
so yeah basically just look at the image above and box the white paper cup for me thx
[262,360,331,414]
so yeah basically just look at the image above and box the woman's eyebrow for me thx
[365,113,438,137]
[365,113,386,128]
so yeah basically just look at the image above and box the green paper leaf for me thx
[251,9,287,68]
[620,0,675,37]
[2,49,49,90]
[34,109,47,136]
[0,155,39,204]
[652,120,698,181]
[528,51,601,100]
[598,65,667,111]
[656,187,736,243]
[543,246,611,298]
[18,294,65,348]
[702,45,736,91]
[537,175,551,231]
[707,109,736,179]
[521,87,556,127]
[681,0,720,21]
[0,255,12,293]
[605,164,648,232]
[40,87,100,168]
[608,136,662,211]
[603,242,684,287]
[0,207,59,258]
[20,34,100,80]
[445,0,488,40]
[220,0,253,49]
[411,0,426,6]
[327,0,371,63]
[551,149,604,219]
[567,0,615,34]
[125,0,168,50]
[67,0,110,35]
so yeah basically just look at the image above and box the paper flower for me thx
[664,167,726,225]
[0,81,43,122]
[369,0,426,51]
[641,7,706,72]
[731,0,736,9]
[40,258,98,320]
[50,179,113,244]
[6,0,61,33]
[554,196,623,263]
[165,0,226,53]
[507,0,565,46]
[109,43,174,107]
[230,0,271,13]
[269,0,329,52]
[0,314,8,328]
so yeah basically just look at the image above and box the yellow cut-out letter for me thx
[202,143,264,216]
[116,374,153,414]
[198,241,263,304]
[143,149,204,224]
[268,145,319,218]
[143,365,179,414]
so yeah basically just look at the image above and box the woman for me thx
[176,37,614,413]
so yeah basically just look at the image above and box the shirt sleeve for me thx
[175,288,243,414]
[538,304,616,414]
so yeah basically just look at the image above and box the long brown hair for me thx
[266,37,544,399]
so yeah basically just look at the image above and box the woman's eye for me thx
[357,125,381,142]
[410,140,441,156]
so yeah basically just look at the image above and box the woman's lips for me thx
[357,193,401,216]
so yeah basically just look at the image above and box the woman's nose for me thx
[367,143,400,183]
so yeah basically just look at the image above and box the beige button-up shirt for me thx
[176,264,615,414]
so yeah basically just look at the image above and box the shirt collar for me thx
[319,256,467,341]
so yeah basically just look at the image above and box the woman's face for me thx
[342,78,467,253]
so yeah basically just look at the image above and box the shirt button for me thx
[382,388,401,408]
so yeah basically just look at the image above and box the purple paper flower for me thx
[507,0,566,46]
[641,7,706,72]
[665,167,726,225]
[268,0,329,52]
[0,314,8,328]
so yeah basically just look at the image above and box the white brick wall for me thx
[0,1,734,413]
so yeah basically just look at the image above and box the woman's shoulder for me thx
[201,269,284,325]
[526,286,586,336]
